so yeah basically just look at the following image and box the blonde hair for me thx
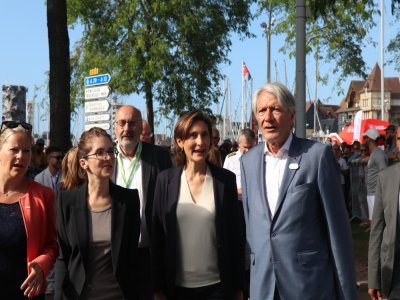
[0,126,33,149]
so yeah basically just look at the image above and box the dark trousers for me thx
[136,247,152,300]
[174,282,225,300]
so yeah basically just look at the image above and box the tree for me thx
[67,0,254,140]
[258,0,377,94]
[47,0,71,151]
[387,1,400,70]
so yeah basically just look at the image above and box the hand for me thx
[21,262,44,298]
[368,288,382,300]
[154,292,167,300]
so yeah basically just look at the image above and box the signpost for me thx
[84,99,110,113]
[84,70,112,134]
[84,86,110,100]
[84,74,111,87]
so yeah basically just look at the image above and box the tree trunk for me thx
[144,81,154,144]
[47,0,71,152]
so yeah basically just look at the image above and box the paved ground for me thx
[358,282,370,300]
[44,282,377,299]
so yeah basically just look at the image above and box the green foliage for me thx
[258,0,377,94]
[388,2,400,71]
[67,0,254,125]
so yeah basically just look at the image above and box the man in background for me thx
[362,128,388,222]
[34,145,63,297]
[141,120,153,144]
[368,126,400,299]
[223,128,256,200]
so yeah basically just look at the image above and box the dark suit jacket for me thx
[113,142,173,236]
[151,164,245,299]
[56,181,141,300]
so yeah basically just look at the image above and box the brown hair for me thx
[173,110,213,168]
[64,127,113,189]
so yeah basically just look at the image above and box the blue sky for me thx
[1,1,398,137]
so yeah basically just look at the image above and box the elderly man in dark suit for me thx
[240,82,356,299]
[113,105,172,300]
[368,126,400,300]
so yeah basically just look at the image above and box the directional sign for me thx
[84,123,111,131]
[84,86,110,100]
[85,114,111,122]
[85,100,110,113]
[84,73,111,87]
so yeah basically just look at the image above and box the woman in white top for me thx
[151,111,244,300]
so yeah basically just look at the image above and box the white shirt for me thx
[223,150,242,189]
[175,168,220,287]
[115,144,147,247]
[264,133,293,216]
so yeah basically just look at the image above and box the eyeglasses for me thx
[50,155,64,160]
[115,120,139,128]
[1,121,32,132]
[83,148,118,160]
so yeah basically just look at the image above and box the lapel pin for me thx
[289,163,299,170]
[25,205,31,209]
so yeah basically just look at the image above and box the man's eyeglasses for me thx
[83,148,118,160]
[115,120,139,128]
[1,121,32,132]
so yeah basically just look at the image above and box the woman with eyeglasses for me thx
[0,120,58,299]
[56,127,141,299]
[151,111,244,300]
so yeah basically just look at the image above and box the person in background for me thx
[368,126,400,300]
[0,120,58,299]
[113,105,172,300]
[141,120,154,144]
[34,146,63,197]
[223,128,256,200]
[151,111,244,300]
[34,145,63,296]
[384,124,398,165]
[57,127,141,299]
[333,144,350,216]
[362,128,388,223]
[30,138,47,176]
[241,82,356,299]
[212,127,220,148]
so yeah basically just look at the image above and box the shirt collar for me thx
[264,133,293,158]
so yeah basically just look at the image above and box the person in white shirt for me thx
[223,128,256,200]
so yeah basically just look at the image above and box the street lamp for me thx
[261,16,275,83]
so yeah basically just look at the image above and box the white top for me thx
[264,134,293,216]
[175,167,220,287]
[223,150,242,189]
[115,144,147,247]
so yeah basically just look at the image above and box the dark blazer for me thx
[56,181,141,300]
[151,164,245,299]
[113,142,173,236]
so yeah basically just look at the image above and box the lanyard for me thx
[117,141,142,188]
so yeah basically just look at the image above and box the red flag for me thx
[242,62,252,80]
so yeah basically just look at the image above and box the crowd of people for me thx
[1,82,399,299]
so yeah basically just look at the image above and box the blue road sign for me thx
[84,74,111,86]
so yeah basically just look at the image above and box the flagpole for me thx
[241,59,245,129]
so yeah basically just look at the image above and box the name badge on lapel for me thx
[289,163,299,170]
